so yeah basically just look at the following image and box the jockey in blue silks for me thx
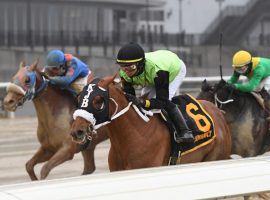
[44,50,92,95]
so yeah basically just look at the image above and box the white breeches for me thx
[141,60,186,100]
[255,76,270,93]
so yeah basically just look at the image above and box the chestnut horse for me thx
[197,79,270,157]
[3,61,108,180]
[70,75,231,171]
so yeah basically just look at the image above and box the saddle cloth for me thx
[168,94,216,160]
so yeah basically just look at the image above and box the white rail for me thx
[0,76,230,90]
[0,156,269,200]
[0,82,9,88]
[183,75,230,83]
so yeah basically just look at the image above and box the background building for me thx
[0,0,270,82]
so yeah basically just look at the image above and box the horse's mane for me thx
[214,80,256,100]
[199,79,262,122]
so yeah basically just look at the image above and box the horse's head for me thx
[3,60,44,111]
[213,79,241,103]
[70,74,120,144]
[198,79,237,103]
[197,79,215,101]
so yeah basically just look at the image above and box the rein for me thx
[94,100,133,130]
[214,86,234,109]
[73,88,151,137]
[214,87,248,123]
[214,93,234,106]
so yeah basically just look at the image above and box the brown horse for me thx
[3,60,108,180]
[70,75,231,171]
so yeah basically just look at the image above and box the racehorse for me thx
[3,60,108,180]
[70,75,231,171]
[197,79,269,157]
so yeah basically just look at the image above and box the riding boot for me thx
[166,103,194,143]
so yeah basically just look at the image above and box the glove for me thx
[39,72,51,80]
[125,93,143,107]
[226,83,236,91]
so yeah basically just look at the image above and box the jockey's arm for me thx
[227,71,240,84]
[234,69,263,92]
[143,70,169,109]
[121,78,135,96]
[49,65,85,87]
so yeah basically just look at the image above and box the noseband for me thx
[73,81,134,130]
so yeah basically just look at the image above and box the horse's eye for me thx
[93,96,105,111]
[25,77,30,84]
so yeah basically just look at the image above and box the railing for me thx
[0,82,11,118]
[0,156,269,199]
[0,30,203,49]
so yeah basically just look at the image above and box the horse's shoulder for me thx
[198,99,214,108]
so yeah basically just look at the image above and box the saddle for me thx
[161,94,216,165]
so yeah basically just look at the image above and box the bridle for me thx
[7,67,48,108]
[213,83,234,109]
[73,82,134,142]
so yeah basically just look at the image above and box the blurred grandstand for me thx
[0,0,269,81]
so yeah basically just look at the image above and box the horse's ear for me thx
[19,61,25,69]
[29,59,39,71]
[202,79,207,87]
[35,65,42,74]
[99,73,118,88]
[201,79,210,91]
[217,78,227,88]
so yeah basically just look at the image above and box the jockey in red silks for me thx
[44,49,91,95]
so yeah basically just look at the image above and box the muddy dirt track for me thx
[0,117,109,185]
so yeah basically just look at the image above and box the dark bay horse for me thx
[70,75,231,171]
[3,61,108,180]
[197,79,269,157]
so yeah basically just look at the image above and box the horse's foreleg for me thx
[81,126,109,175]
[26,146,54,181]
[108,146,124,171]
[40,144,76,179]
[81,147,96,175]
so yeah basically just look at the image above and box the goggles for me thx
[119,63,137,71]
[234,65,249,74]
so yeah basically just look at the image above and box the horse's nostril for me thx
[77,130,84,137]
[9,100,15,105]
[4,99,15,106]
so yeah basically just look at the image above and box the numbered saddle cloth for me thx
[171,94,216,155]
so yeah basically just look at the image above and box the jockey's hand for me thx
[125,93,143,107]
[226,83,236,91]
[39,72,50,80]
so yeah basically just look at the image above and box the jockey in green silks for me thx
[117,43,194,143]
[228,50,270,110]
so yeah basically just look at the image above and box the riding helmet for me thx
[232,50,252,68]
[116,43,145,65]
[46,50,65,68]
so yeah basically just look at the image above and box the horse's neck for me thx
[222,93,256,123]
[32,86,76,120]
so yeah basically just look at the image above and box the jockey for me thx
[228,50,270,110]
[44,50,92,95]
[117,43,194,143]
